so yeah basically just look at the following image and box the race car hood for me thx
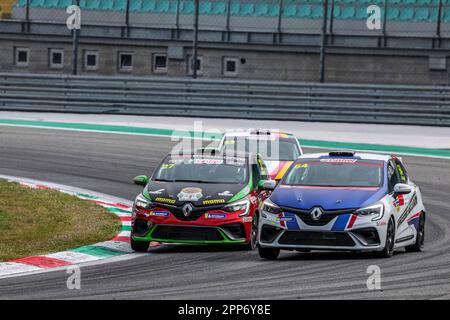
[270,185,386,211]
[264,160,293,180]
[144,181,248,206]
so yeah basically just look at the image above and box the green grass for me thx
[0,180,121,261]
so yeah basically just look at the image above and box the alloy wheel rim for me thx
[251,215,258,248]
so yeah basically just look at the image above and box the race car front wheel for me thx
[375,217,395,258]
[405,212,425,252]
[258,247,280,260]
[246,213,259,250]
[131,237,150,252]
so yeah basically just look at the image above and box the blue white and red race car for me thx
[257,151,426,259]
[217,129,303,181]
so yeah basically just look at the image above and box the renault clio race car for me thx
[257,151,426,260]
[217,129,303,181]
[130,150,275,252]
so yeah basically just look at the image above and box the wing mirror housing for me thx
[394,183,413,195]
[258,179,277,191]
[134,175,149,186]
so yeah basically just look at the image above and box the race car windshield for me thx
[223,137,300,161]
[153,156,248,184]
[282,159,384,187]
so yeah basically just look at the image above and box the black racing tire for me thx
[245,213,259,250]
[374,217,395,258]
[405,212,425,252]
[258,247,280,260]
[131,237,150,252]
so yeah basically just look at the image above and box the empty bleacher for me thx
[0,0,16,18]
[10,0,450,23]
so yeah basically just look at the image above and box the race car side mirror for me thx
[258,179,276,190]
[394,183,413,194]
[134,175,149,186]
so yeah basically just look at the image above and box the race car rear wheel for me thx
[245,213,259,250]
[405,212,425,252]
[375,217,395,258]
[258,247,280,260]
[131,237,150,252]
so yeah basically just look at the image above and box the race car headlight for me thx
[261,198,282,215]
[134,194,153,210]
[355,203,384,221]
[223,199,250,216]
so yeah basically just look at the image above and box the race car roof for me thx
[168,150,254,161]
[298,152,392,162]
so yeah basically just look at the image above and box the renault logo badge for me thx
[310,207,323,221]
[182,203,194,217]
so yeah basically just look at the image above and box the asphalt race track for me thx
[1,126,450,299]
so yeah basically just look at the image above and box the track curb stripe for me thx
[0,175,135,278]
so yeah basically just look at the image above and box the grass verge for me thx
[0,180,121,261]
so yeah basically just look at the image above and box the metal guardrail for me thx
[1,73,449,126]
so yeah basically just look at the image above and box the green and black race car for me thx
[130,150,276,252]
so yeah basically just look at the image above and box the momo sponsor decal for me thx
[203,199,226,205]
[177,187,203,201]
[205,213,227,219]
[155,197,176,204]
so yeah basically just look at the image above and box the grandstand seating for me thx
[0,0,16,18]
[10,0,450,23]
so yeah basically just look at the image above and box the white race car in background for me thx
[257,151,426,260]
[217,129,303,181]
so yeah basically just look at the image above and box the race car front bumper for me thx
[131,207,252,245]
[258,211,388,251]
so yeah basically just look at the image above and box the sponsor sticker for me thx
[178,187,203,201]
[242,216,253,223]
[320,158,358,164]
[218,191,234,197]
[194,158,224,165]
[155,197,176,204]
[149,211,170,217]
[149,188,165,195]
[205,213,227,219]
[393,194,404,208]
[203,199,225,205]
[276,216,294,222]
